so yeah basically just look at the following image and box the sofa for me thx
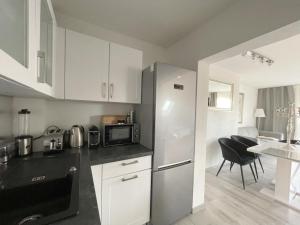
[237,127,284,142]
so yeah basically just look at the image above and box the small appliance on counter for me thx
[88,126,100,149]
[101,115,140,147]
[70,125,84,148]
[15,109,33,157]
[41,126,65,152]
[0,139,16,164]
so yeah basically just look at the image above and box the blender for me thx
[16,109,33,156]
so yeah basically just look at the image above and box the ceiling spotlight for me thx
[242,50,274,66]
[265,59,274,66]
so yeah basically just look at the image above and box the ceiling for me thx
[51,0,237,47]
[215,34,300,89]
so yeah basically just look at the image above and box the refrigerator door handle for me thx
[157,159,192,171]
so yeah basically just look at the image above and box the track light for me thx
[242,50,274,66]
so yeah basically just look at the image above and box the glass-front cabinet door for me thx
[37,0,54,86]
[0,0,28,67]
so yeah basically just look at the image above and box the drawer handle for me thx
[121,175,138,182]
[121,160,138,166]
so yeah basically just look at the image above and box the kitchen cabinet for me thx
[54,27,66,99]
[36,0,54,86]
[64,30,142,103]
[91,156,151,225]
[109,43,142,104]
[91,164,103,221]
[0,0,57,97]
[102,169,151,225]
[0,0,37,90]
[65,30,109,101]
[34,0,57,96]
[0,0,28,67]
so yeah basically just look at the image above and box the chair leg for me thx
[230,162,234,171]
[240,165,245,190]
[249,163,257,183]
[253,160,258,180]
[216,159,226,176]
[258,156,264,173]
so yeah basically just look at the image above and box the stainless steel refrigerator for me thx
[136,63,196,225]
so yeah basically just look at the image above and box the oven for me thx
[102,123,140,147]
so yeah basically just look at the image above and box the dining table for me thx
[248,141,300,211]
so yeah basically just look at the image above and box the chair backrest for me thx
[231,135,258,147]
[237,127,259,138]
[218,138,243,163]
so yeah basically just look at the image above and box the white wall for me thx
[167,0,300,70]
[193,61,209,210]
[0,96,13,137]
[55,12,170,69]
[206,65,239,168]
[12,97,133,137]
[238,84,258,128]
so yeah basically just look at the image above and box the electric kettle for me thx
[70,125,84,148]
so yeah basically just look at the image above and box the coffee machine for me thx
[15,109,33,156]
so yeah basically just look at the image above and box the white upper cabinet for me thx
[0,0,28,67]
[54,27,65,99]
[0,0,37,89]
[0,0,57,97]
[65,30,109,101]
[109,43,142,104]
[36,0,55,87]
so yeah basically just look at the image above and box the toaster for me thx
[42,128,65,150]
[0,139,16,164]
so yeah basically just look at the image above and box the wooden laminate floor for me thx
[174,156,300,225]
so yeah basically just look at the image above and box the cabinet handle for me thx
[102,82,106,98]
[121,160,138,166]
[110,83,114,98]
[37,51,46,83]
[121,175,138,182]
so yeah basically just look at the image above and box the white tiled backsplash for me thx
[0,96,133,138]
[0,96,13,137]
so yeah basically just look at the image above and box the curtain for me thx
[257,86,295,138]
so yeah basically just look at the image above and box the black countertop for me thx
[0,144,152,225]
[89,144,153,165]
[53,144,153,225]
[51,148,100,225]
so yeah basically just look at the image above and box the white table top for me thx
[248,142,300,162]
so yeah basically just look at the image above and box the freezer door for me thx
[151,162,194,225]
[154,63,196,170]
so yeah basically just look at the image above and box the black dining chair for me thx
[217,138,257,189]
[231,135,264,175]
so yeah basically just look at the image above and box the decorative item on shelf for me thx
[275,105,300,118]
[286,103,296,147]
[255,108,266,132]
[238,93,245,124]
[242,50,274,66]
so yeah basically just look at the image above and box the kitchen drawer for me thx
[102,156,151,179]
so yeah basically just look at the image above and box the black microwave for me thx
[102,123,140,147]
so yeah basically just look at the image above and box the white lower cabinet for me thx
[102,169,151,225]
[91,156,151,225]
[91,164,103,221]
